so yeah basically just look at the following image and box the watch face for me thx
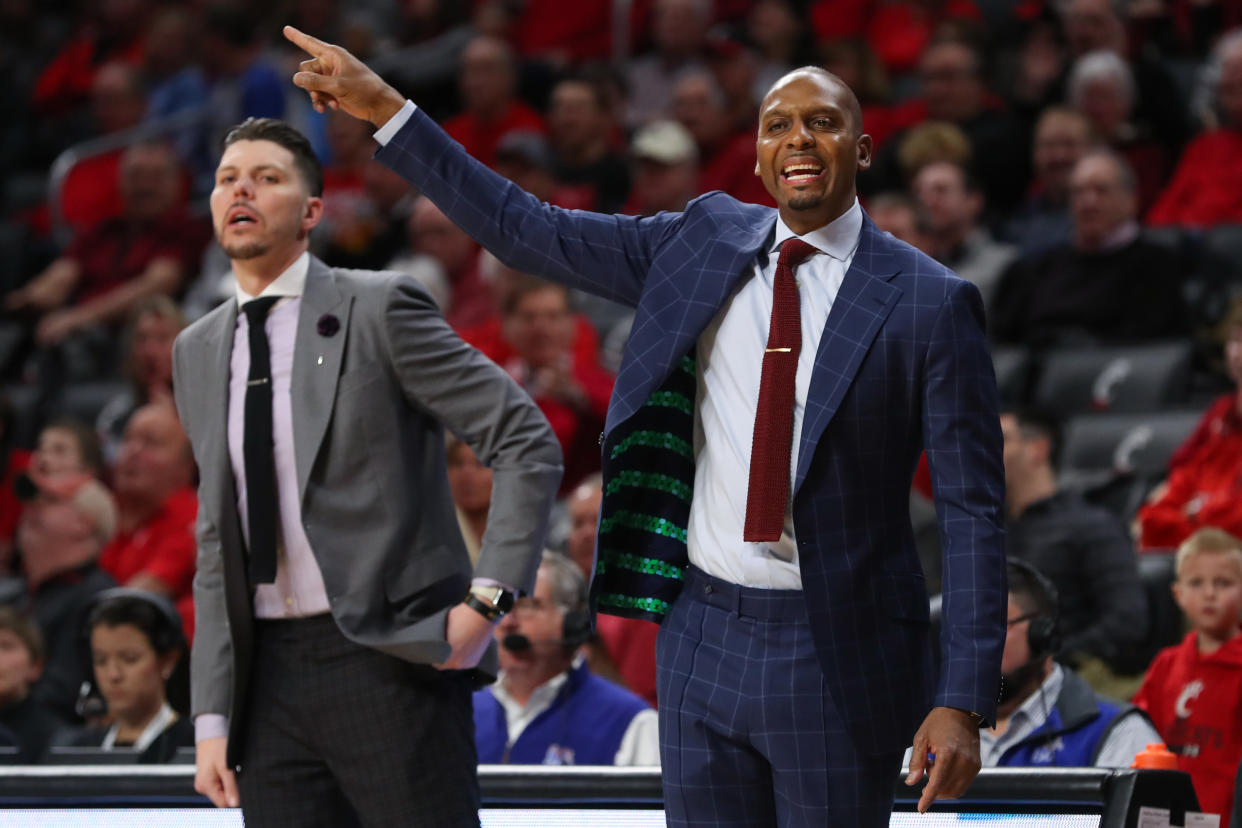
[494,590,515,612]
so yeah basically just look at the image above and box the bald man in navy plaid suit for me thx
[287,26,1007,828]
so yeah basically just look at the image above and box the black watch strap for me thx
[464,592,504,622]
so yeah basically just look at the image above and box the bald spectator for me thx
[1007,108,1093,256]
[912,160,1016,311]
[626,0,714,127]
[98,403,198,639]
[992,150,1189,347]
[624,120,700,216]
[547,76,630,214]
[443,35,543,168]
[1149,29,1242,228]
[7,142,208,383]
[866,37,1030,213]
[1068,51,1171,212]
[671,69,773,206]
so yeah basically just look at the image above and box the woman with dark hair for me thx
[63,590,192,762]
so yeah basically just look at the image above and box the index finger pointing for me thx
[283,25,329,57]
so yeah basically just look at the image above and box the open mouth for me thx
[781,160,824,184]
[226,206,259,227]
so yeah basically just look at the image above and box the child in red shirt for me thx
[1134,528,1242,824]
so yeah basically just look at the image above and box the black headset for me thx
[561,608,593,647]
[1007,558,1062,658]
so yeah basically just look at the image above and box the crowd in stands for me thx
[0,0,1240,821]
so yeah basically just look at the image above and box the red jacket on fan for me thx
[1132,631,1242,824]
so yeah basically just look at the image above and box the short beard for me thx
[786,191,825,211]
[220,240,269,261]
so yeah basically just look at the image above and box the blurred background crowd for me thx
[0,0,1240,812]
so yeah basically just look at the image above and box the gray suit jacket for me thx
[172,257,562,765]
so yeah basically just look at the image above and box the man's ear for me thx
[856,134,874,171]
[302,196,325,234]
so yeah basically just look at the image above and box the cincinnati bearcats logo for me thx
[1175,680,1204,718]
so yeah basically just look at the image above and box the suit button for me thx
[704,584,713,595]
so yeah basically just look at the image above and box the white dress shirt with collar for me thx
[687,202,862,589]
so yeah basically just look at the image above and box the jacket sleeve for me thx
[381,274,563,594]
[922,278,1008,722]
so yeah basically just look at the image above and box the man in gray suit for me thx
[172,118,561,827]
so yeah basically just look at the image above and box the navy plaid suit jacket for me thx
[376,107,1007,755]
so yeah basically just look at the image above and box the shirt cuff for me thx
[373,100,417,146]
[195,713,229,744]
[471,576,518,593]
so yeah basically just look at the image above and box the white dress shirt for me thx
[687,202,862,589]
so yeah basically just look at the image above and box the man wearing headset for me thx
[930,560,1159,768]
[473,551,658,766]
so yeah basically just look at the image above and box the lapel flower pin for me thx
[317,314,340,337]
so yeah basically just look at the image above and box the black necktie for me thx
[242,297,280,585]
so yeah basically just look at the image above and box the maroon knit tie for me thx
[744,237,817,542]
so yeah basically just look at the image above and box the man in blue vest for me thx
[983,560,1157,767]
[474,551,659,766]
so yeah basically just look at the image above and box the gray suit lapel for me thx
[291,258,352,500]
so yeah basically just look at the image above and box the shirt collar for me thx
[769,198,863,263]
[234,251,309,306]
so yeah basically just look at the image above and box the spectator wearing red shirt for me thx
[6,142,208,351]
[99,402,198,641]
[499,278,612,494]
[1138,307,1242,550]
[1133,529,1242,825]
[670,69,774,207]
[1148,30,1242,229]
[442,36,544,169]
